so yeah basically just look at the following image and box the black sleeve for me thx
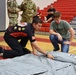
[28,32,36,42]
[27,28,36,42]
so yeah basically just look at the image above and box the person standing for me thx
[7,0,20,26]
[36,6,41,18]
[0,16,54,59]
[19,0,37,23]
[49,11,75,53]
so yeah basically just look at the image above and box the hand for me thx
[63,41,71,45]
[8,7,12,12]
[47,54,54,59]
[22,1,26,4]
[31,51,39,56]
[57,33,62,41]
[16,8,20,12]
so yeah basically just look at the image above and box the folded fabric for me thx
[49,51,76,65]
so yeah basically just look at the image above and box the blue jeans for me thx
[49,35,69,53]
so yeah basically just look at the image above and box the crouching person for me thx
[0,16,54,59]
[49,11,75,53]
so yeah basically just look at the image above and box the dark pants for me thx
[49,35,69,53]
[46,15,54,21]
[3,33,31,58]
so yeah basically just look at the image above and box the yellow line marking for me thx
[69,48,76,52]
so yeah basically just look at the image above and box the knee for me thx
[49,35,55,41]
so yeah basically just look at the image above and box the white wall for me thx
[32,0,57,9]
[16,0,57,9]
[6,0,57,28]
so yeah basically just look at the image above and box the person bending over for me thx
[0,16,54,59]
[49,11,75,53]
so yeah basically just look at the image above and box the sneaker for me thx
[53,48,59,51]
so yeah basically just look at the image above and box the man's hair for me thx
[53,11,61,18]
[32,16,43,24]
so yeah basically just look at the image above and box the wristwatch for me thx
[45,52,49,57]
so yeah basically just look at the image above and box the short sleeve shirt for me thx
[50,20,71,40]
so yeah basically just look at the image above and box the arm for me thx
[47,11,54,14]
[65,27,75,44]
[69,27,75,42]
[63,21,75,44]
[63,27,75,44]
[31,41,54,59]
[7,1,20,13]
[18,1,26,11]
[7,1,11,12]
[47,9,55,15]
[49,29,63,41]
[33,3,37,16]
[49,29,58,35]
[31,43,38,55]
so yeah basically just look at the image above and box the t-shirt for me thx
[50,20,71,40]
[5,23,36,42]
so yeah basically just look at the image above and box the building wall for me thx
[0,0,6,31]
